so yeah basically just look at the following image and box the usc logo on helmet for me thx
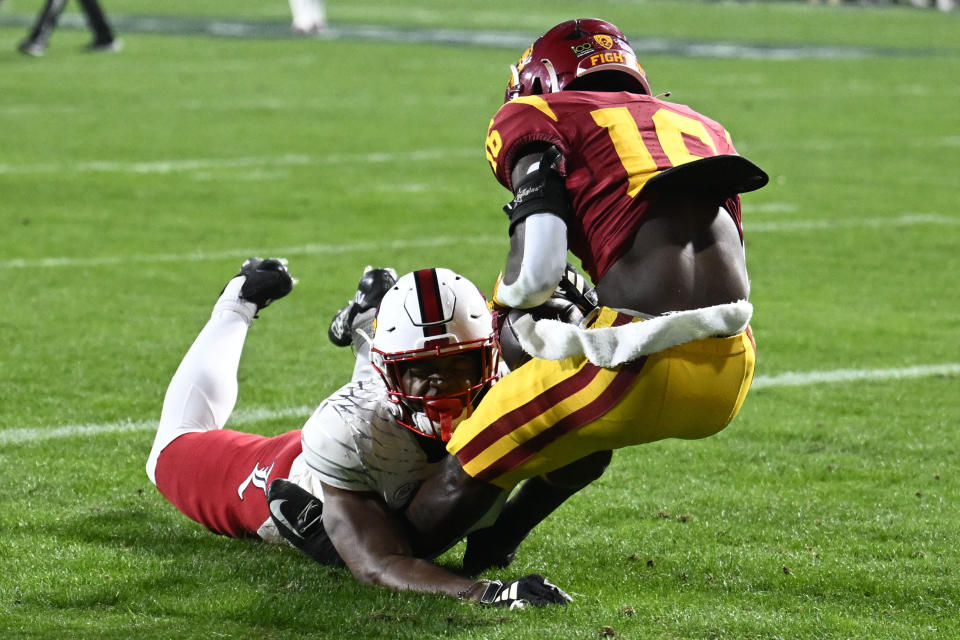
[593,34,614,50]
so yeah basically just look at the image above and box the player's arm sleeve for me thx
[492,150,569,309]
[493,214,568,309]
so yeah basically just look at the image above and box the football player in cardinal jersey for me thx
[146,258,570,608]
[404,18,769,568]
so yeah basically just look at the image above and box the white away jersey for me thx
[299,376,444,510]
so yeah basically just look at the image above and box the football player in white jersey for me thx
[146,258,570,608]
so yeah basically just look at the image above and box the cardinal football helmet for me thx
[370,268,499,441]
[504,18,651,102]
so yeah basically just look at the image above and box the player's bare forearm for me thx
[320,483,478,598]
[369,553,477,597]
[322,484,567,606]
[404,455,503,558]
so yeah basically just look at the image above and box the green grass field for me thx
[2,1,959,638]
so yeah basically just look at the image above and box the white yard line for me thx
[0,235,505,269]
[3,213,955,270]
[2,363,957,445]
[0,149,476,176]
[751,363,960,389]
[0,14,913,60]
[749,202,799,214]
[744,213,959,232]
[0,405,315,446]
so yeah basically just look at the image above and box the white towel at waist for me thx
[511,300,753,368]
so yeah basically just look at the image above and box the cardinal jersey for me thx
[484,91,743,281]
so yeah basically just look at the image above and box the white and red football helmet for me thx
[370,268,499,441]
[504,18,651,102]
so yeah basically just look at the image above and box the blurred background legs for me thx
[289,0,327,34]
[18,0,67,56]
[17,0,119,56]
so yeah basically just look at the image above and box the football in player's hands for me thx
[479,573,572,609]
[498,298,583,370]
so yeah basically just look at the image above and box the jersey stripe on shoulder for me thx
[508,96,559,122]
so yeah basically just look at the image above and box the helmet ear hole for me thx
[531,78,543,95]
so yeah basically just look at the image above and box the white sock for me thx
[146,279,254,484]
[212,276,258,325]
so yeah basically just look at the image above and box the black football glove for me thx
[554,262,598,315]
[266,479,344,567]
[476,574,572,609]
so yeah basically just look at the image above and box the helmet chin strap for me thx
[423,397,467,442]
[541,59,560,93]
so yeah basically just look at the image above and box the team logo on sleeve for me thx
[593,34,614,50]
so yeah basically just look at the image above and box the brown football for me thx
[497,299,583,370]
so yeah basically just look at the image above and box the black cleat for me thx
[328,265,397,347]
[235,257,295,314]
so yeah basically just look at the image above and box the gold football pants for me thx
[447,307,756,489]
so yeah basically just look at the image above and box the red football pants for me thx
[154,429,302,538]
